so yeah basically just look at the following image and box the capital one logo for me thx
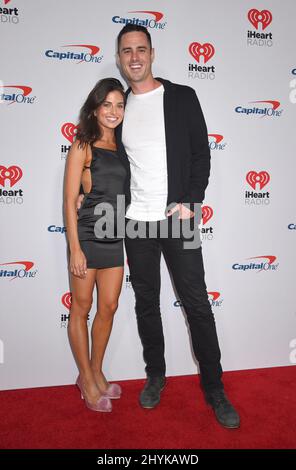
[0,165,22,187]
[235,100,282,117]
[0,85,35,105]
[0,261,37,280]
[248,9,272,30]
[208,134,226,151]
[208,134,223,144]
[208,291,223,307]
[208,292,220,301]
[252,100,280,117]
[246,171,270,190]
[189,42,215,63]
[45,45,102,64]
[232,255,278,272]
[62,292,72,309]
[61,123,77,144]
[176,291,222,308]
[129,10,163,22]
[112,11,166,30]
[208,292,223,307]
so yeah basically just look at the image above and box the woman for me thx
[64,78,127,412]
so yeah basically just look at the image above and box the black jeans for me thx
[125,218,223,394]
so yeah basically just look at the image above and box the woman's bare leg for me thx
[90,266,124,391]
[68,269,101,403]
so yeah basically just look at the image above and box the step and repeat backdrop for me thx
[1,0,295,389]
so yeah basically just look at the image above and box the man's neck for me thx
[130,77,162,95]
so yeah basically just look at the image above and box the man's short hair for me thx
[117,24,152,52]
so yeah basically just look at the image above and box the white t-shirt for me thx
[122,85,168,221]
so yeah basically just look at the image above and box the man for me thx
[115,24,239,429]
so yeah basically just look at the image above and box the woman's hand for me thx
[70,248,87,278]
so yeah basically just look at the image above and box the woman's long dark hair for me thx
[76,78,125,148]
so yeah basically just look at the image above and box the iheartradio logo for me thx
[202,205,213,225]
[201,205,214,241]
[60,292,72,326]
[61,122,77,144]
[60,291,90,326]
[0,165,24,205]
[246,171,270,190]
[188,42,216,80]
[247,9,273,48]
[0,0,19,25]
[0,165,22,187]
[189,42,215,64]
[248,9,272,30]
[61,292,72,310]
[245,171,271,206]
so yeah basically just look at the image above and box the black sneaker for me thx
[139,376,166,409]
[207,390,240,428]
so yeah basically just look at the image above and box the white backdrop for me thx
[1,0,295,390]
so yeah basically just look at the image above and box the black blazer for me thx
[116,77,211,208]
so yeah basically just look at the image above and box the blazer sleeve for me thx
[181,88,211,204]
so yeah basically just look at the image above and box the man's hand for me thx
[167,203,195,219]
[76,194,84,211]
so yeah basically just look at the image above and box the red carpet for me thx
[0,366,295,449]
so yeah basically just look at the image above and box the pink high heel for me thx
[101,383,122,400]
[76,377,112,412]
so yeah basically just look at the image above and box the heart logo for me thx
[248,9,272,30]
[0,165,23,187]
[61,292,72,310]
[246,171,270,190]
[189,42,215,64]
[61,122,77,143]
[202,205,214,225]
